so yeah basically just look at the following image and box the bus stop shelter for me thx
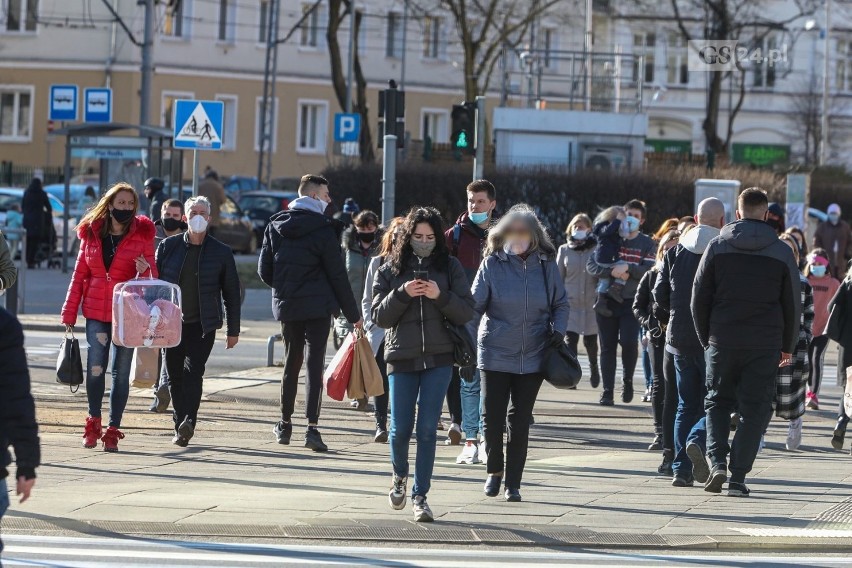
[54,123,185,272]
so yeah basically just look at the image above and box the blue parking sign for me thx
[334,113,361,142]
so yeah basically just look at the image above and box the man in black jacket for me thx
[258,174,362,452]
[0,307,40,553]
[654,197,724,486]
[156,196,242,447]
[692,188,800,497]
[144,177,167,222]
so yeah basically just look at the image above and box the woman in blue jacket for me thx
[471,204,569,502]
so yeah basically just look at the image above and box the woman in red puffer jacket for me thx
[61,182,157,452]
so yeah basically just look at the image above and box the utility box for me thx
[695,179,741,224]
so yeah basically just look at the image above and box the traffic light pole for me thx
[382,135,397,225]
[473,96,486,181]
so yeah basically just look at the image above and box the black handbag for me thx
[57,328,84,393]
[539,259,582,389]
[444,262,476,367]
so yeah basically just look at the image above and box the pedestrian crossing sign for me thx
[173,100,224,150]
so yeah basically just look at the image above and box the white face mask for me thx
[571,229,588,240]
[315,195,329,213]
[188,215,209,234]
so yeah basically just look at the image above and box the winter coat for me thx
[0,308,40,481]
[198,177,227,228]
[776,275,813,420]
[372,253,474,374]
[445,212,489,284]
[362,255,386,355]
[809,274,841,337]
[557,238,597,335]
[828,279,852,369]
[61,216,158,326]
[653,224,720,356]
[22,181,52,239]
[633,269,665,348]
[156,232,242,337]
[692,219,801,353]
[258,197,360,324]
[471,251,569,375]
[148,189,166,223]
[342,225,384,302]
[813,219,852,279]
[0,230,16,290]
[586,232,656,302]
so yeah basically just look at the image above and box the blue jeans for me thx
[687,416,707,454]
[460,369,483,439]
[673,353,707,476]
[86,319,133,428]
[389,366,453,498]
[0,477,8,553]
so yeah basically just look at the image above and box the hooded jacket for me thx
[472,251,569,374]
[813,219,852,278]
[692,219,801,353]
[258,197,360,323]
[342,224,384,302]
[445,212,489,283]
[0,308,40,482]
[653,224,720,356]
[61,216,158,326]
[372,253,474,373]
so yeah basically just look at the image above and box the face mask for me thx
[188,215,209,234]
[469,211,489,225]
[162,218,182,232]
[111,208,134,224]
[625,216,641,233]
[811,265,827,277]
[357,231,376,244]
[314,195,329,214]
[504,240,531,256]
[829,213,840,225]
[571,229,588,241]
[410,240,436,258]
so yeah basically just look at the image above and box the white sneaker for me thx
[456,440,481,464]
[786,417,803,451]
[388,474,407,510]
[412,495,434,522]
[444,423,462,445]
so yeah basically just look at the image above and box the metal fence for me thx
[0,162,64,187]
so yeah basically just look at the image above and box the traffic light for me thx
[451,102,476,155]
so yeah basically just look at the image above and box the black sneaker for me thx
[727,481,750,497]
[305,428,328,452]
[832,419,847,450]
[589,365,601,389]
[594,295,613,317]
[177,417,195,441]
[600,390,615,406]
[273,421,292,445]
[672,474,694,487]
[621,380,634,404]
[504,487,522,502]
[686,441,710,484]
[171,434,189,447]
[484,475,502,497]
[150,384,171,413]
[704,464,727,494]
[374,425,388,443]
[657,450,673,476]
[648,435,662,451]
[607,281,625,303]
[730,412,740,432]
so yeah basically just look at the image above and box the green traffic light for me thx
[456,131,469,148]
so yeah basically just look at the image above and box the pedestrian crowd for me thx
[3,174,852,536]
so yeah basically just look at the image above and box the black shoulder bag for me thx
[539,258,582,389]
[443,259,476,367]
[57,327,84,393]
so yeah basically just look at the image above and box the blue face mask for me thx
[469,211,489,225]
[829,213,841,225]
[811,265,827,277]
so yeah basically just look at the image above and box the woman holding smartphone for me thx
[372,207,474,522]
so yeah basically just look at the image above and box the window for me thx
[666,32,688,85]
[254,96,278,152]
[542,28,558,71]
[2,0,37,33]
[161,0,190,39]
[258,0,269,43]
[752,35,778,89]
[161,91,194,130]
[422,16,445,60]
[296,100,328,154]
[421,109,449,143]
[216,94,238,151]
[0,87,32,141]
[300,2,325,48]
[632,32,656,83]
[837,40,852,92]
[386,11,403,58]
[218,0,236,43]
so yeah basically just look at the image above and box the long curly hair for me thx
[389,207,449,276]
[484,204,556,258]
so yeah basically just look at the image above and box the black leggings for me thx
[808,335,830,396]
[565,332,599,359]
[649,342,665,438]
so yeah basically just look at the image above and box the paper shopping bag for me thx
[131,347,160,389]
[324,332,356,401]
[356,335,385,398]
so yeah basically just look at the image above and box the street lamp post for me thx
[821,0,832,166]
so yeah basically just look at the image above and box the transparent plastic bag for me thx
[112,276,183,348]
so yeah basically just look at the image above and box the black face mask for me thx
[357,231,376,244]
[111,208,134,224]
[162,217,183,232]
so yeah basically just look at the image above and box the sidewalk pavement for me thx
[7,347,852,552]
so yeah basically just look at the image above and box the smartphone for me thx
[412,270,429,281]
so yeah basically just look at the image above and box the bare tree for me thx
[326,0,375,162]
[788,80,822,165]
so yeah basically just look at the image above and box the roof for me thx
[53,122,174,139]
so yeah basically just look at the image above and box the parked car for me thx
[270,177,300,193]
[238,190,299,243]
[0,187,79,255]
[222,176,267,196]
[180,189,256,254]
[44,184,95,219]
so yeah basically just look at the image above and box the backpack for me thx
[451,223,462,257]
